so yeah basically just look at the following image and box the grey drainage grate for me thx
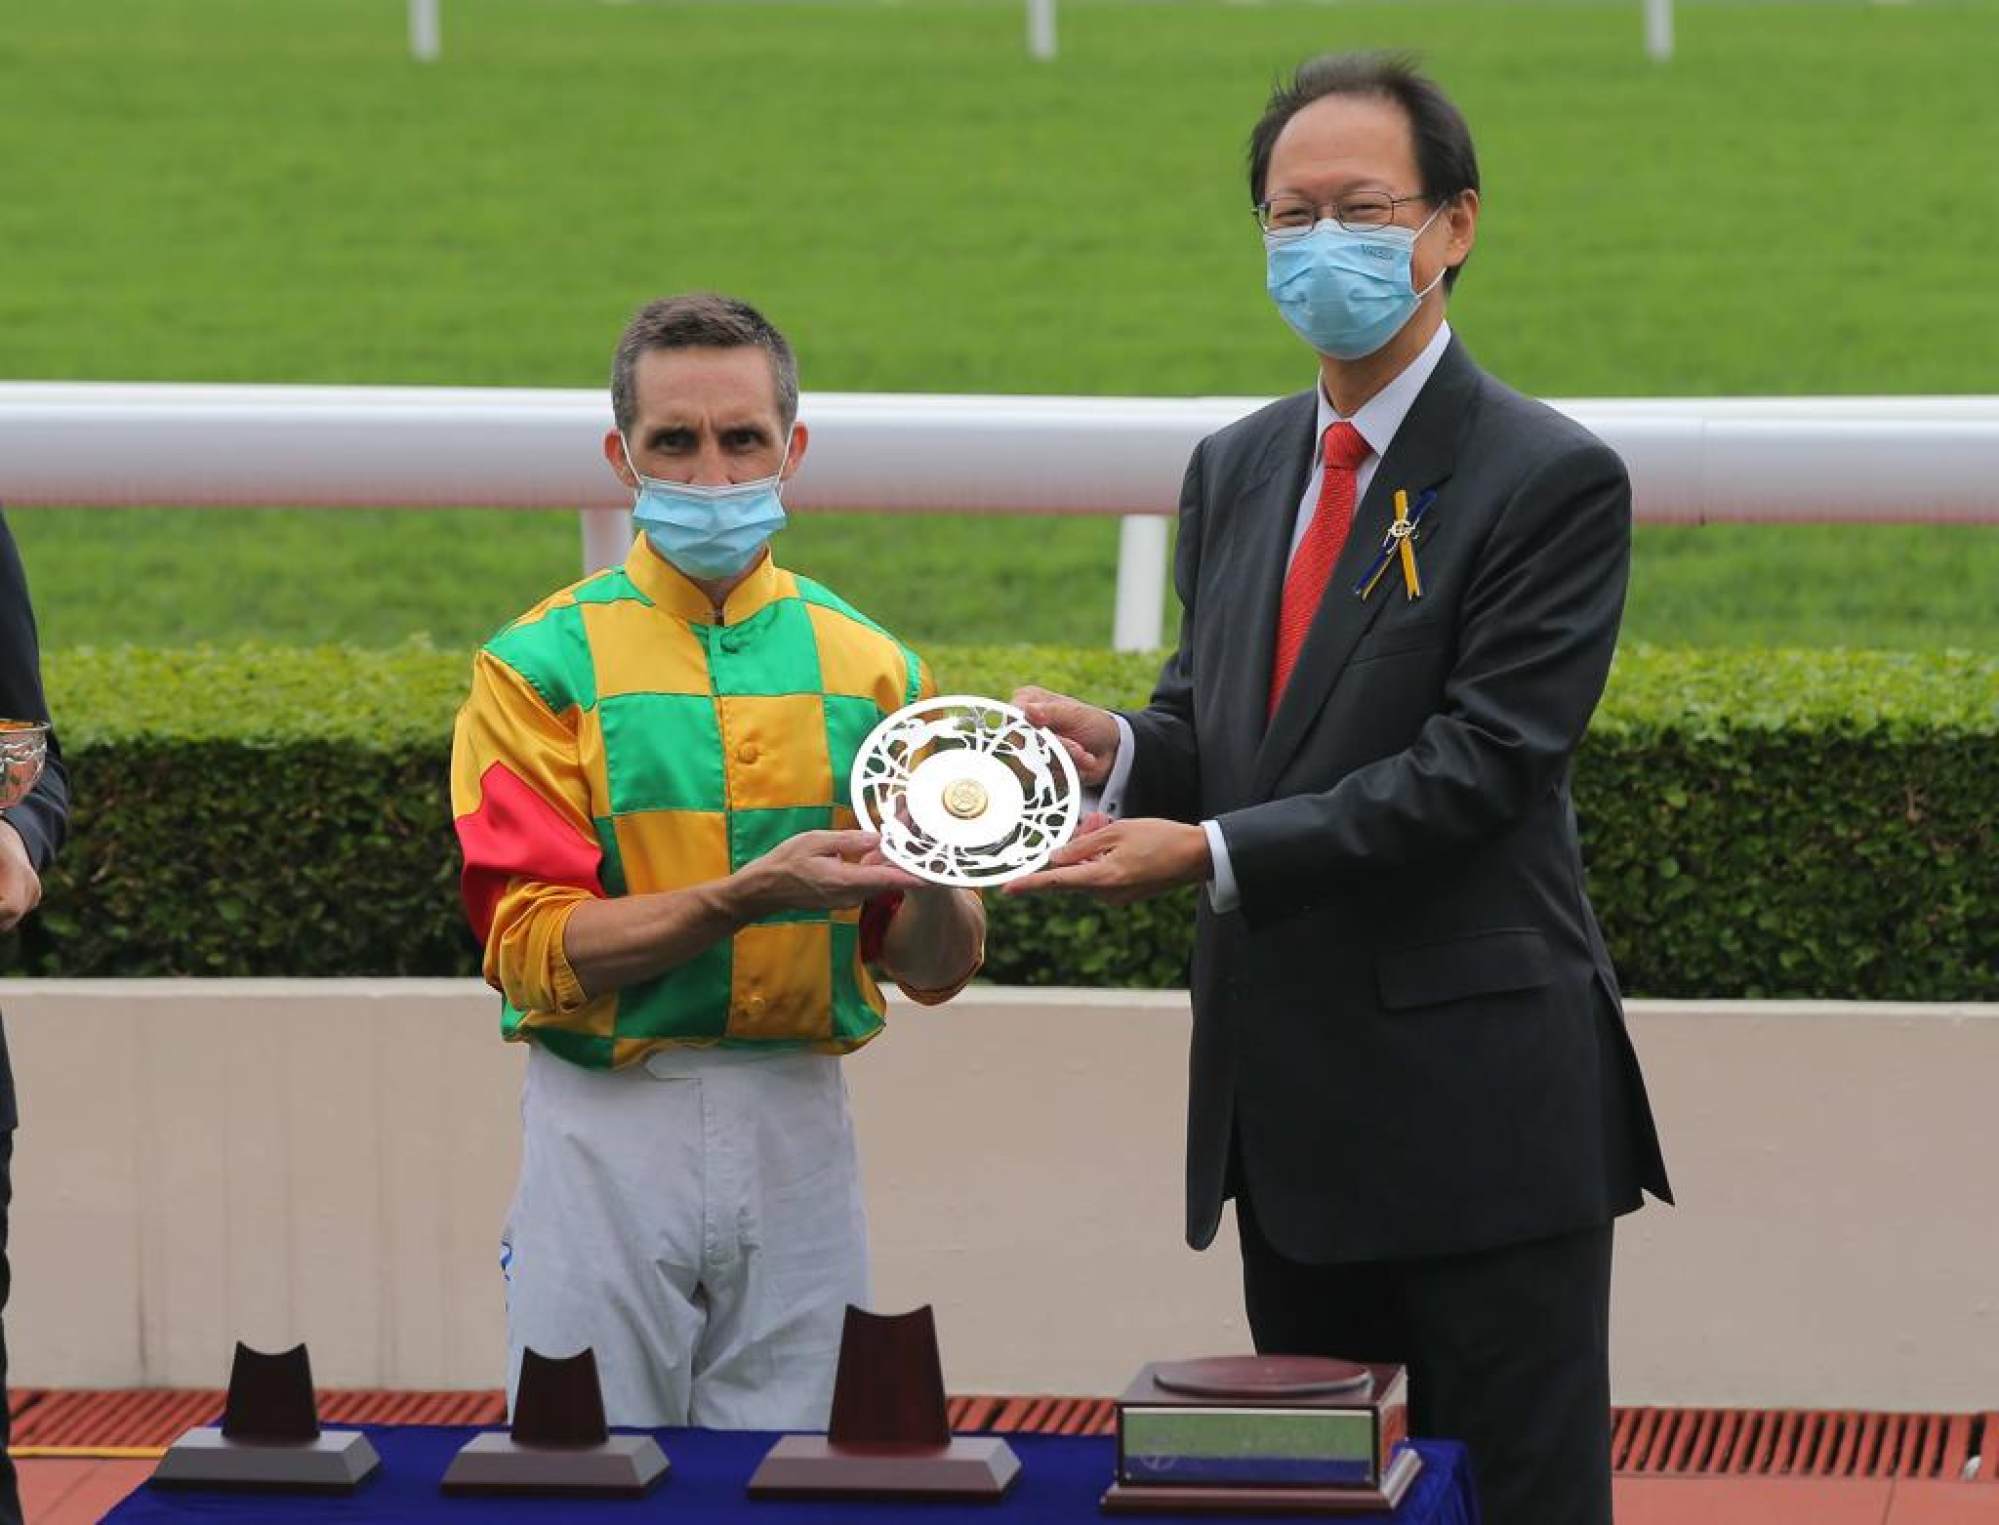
[1611,1407,1994,1481]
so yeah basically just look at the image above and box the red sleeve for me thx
[456,761,606,944]
[858,891,905,965]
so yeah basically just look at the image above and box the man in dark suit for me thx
[1009,53,1670,1525]
[0,509,68,1525]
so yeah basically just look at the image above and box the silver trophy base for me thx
[440,1432,671,1496]
[748,1434,1022,1499]
[149,1427,381,1493]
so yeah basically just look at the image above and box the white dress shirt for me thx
[1097,321,1453,911]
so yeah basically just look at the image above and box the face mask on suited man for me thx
[1265,204,1447,360]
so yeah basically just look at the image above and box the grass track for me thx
[5,0,1996,651]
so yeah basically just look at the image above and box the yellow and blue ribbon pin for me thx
[1354,487,1437,602]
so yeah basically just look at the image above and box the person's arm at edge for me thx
[0,510,69,877]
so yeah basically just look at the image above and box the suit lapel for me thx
[1250,337,1481,799]
[1215,392,1319,788]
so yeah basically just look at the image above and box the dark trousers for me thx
[1237,1191,1614,1525]
[0,1129,17,1525]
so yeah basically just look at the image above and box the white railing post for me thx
[1644,0,1673,61]
[410,0,441,62]
[1112,514,1169,652]
[1027,0,1056,60]
[580,506,631,574]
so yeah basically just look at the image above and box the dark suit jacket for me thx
[1121,336,1671,1265]
[1,510,70,1131]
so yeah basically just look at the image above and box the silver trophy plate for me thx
[441,1432,670,1497]
[149,1427,382,1493]
[851,695,1081,888]
[0,721,48,812]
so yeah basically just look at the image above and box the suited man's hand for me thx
[0,818,42,932]
[1012,687,1119,788]
[1003,817,1211,907]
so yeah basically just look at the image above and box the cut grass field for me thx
[12,509,1999,654]
[5,0,1996,652]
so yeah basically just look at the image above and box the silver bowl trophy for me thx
[0,720,48,812]
[850,695,1081,887]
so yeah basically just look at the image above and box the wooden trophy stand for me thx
[749,1305,1021,1501]
[149,1342,381,1493]
[441,1347,669,1497]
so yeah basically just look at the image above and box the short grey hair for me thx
[610,293,800,436]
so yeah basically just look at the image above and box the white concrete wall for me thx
[1,981,1994,1408]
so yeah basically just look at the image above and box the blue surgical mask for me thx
[1265,206,1445,361]
[622,437,792,581]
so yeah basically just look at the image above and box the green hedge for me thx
[6,642,1994,1000]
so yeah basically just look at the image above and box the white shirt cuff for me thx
[1089,714,1139,819]
[1202,819,1240,913]
[1091,715,1235,910]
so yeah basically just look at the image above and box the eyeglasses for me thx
[1255,191,1436,240]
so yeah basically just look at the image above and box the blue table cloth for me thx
[107,1427,1476,1523]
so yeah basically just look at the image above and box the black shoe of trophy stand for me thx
[149,1342,381,1493]
[441,1346,670,1497]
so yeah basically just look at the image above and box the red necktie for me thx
[1269,421,1372,717]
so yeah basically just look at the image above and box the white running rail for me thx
[3,383,1995,648]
